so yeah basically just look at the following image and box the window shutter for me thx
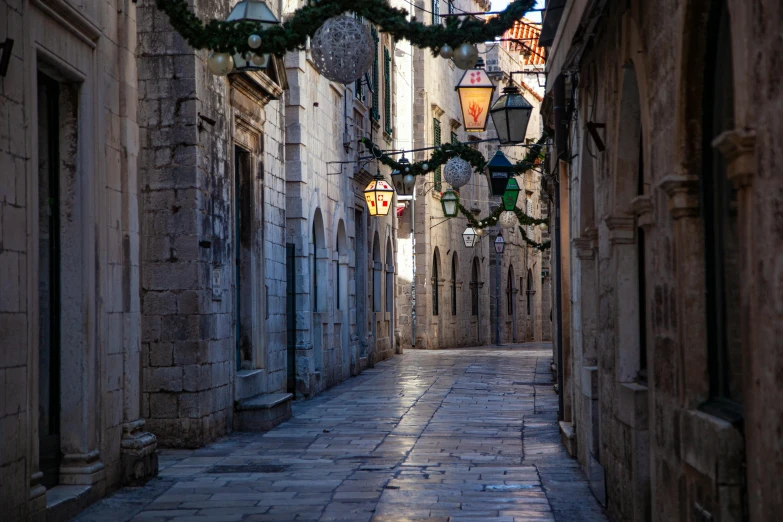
[432,0,440,25]
[384,48,392,135]
[527,199,533,237]
[371,27,380,121]
[433,118,442,192]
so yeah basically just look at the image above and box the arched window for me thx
[471,258,480,316]
[451,254,458,316]
[432,248,440,316]
[526,269,533,315]
[703,0,741,407]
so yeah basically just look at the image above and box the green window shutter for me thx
[384,48,392,135]
[371,28,380,121]
[432,0,440,25]
[451,131,458,145]
[448,0,454,14]
[433,118,442,192]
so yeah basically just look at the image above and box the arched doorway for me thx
[311,209,326,374]
[507,265,516,342]
[386,238,394,354]
[527,269,534,341]
[336,220,349,375]
[432,248,440,317]
[371,232,381,359]
[471,257,481,345]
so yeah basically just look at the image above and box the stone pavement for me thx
[74,344,606,522]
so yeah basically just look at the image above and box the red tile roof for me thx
[503,18,545,66]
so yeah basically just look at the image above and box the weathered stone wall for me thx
[551,0,783,520]
[283,21,398,397]
[0,0,156,518]
[407,2,548,350]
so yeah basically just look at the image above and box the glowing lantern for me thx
[455,58,496,133]
[364,174,395,217]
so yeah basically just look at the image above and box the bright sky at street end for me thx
[490,0,545,23]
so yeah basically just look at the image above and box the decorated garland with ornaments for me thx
[155,0,536,57]
[360,133,547,179]
[458,203,550,252]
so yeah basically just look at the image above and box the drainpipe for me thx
[553,74,566,421]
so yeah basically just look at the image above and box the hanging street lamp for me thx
[494,233,506,254]
[455,58,496,133]
[501,177,521,211]
[489,85,534,145]
[364,171,395,217]
[463,227,478,248]
[485,150,514,196]
[227,1,280,72]
[391,156,414,195]
[441,189,460,218]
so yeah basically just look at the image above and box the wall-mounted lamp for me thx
[0,39,14,77]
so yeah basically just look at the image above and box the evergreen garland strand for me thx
[360,133,547,178]
[155,0,535,55]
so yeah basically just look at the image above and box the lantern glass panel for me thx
[456,68,496,132]
[364,178,395,217]
[485,151,514,196]
[463,227,477,248]
[501,178,521,211]
[490,87,534,145]
[441,190,459,217]
[494,235,505,254]
[391,158,411,195]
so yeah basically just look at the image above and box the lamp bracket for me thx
[586,121,606,152]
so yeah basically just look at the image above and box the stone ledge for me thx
[680,408,744,484]
[616,381,648,429]
[234,393,293,432]
[559,421,576,457]
[45,485,102,522]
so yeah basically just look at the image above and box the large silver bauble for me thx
[248,34,262,49]
[403,174,416,188]
[311,16,374,84]
[499,211,517,229]
[452,43,479,70]
[207,52,234,76]
[443,157,472,189]
[439,44,454,59]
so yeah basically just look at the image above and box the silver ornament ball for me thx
[443,157,472,189]
[207,52,234,76]
[403,174,416,188]
[311,16,374,84]
[248,34,262,49]
[439,44,454,59]
[499,211,517,229]
[452,43,479,70]
[422,163,429,171]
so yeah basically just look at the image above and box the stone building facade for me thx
[542,0,783,520]
[396,0,549,350]
[0,0,157,520]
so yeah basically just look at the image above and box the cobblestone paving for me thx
[74,344,606,522]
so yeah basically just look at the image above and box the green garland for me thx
[155,0,535,55]
[457,203,549,251]
[360,133,547,178]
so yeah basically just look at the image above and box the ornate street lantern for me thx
[364,172,395,217]
[455,58,496,133]
[227,1,280,72]
[501,177,521,211]
[463,227,478,248]
[490,85,534,145]
[441,189,459,218]
[391,156,413,195]
[485,150,514,196]
[494,234,505,254]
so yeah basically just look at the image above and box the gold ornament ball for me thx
[439,44,454,59]
[251,53,267,66]
[207,52,234,76]
[452,43,478,70]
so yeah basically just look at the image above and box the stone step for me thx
[233,392,293,432]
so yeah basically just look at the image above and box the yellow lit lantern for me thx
[455,58,496,133]
[364,174,395,217]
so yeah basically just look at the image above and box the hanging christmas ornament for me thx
[422,163,429,171]
[443,157,472,189]
[439,44,454,59]
[251,53,268,67]
[499,211,517,229]
[404,174,416,188]
[248,34,262,49]
[207,52,235,76]
[311,16,374,84]
[452,43,479,70]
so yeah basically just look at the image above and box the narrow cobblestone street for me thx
[74,344,606,522]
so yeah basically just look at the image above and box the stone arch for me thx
[527,269,534,341]
[311,208,326,373]
[385,236,394,350]
[507,264,516,342]
[372,231,381,312]
[336,219,349,374]
[471,257,481,344]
